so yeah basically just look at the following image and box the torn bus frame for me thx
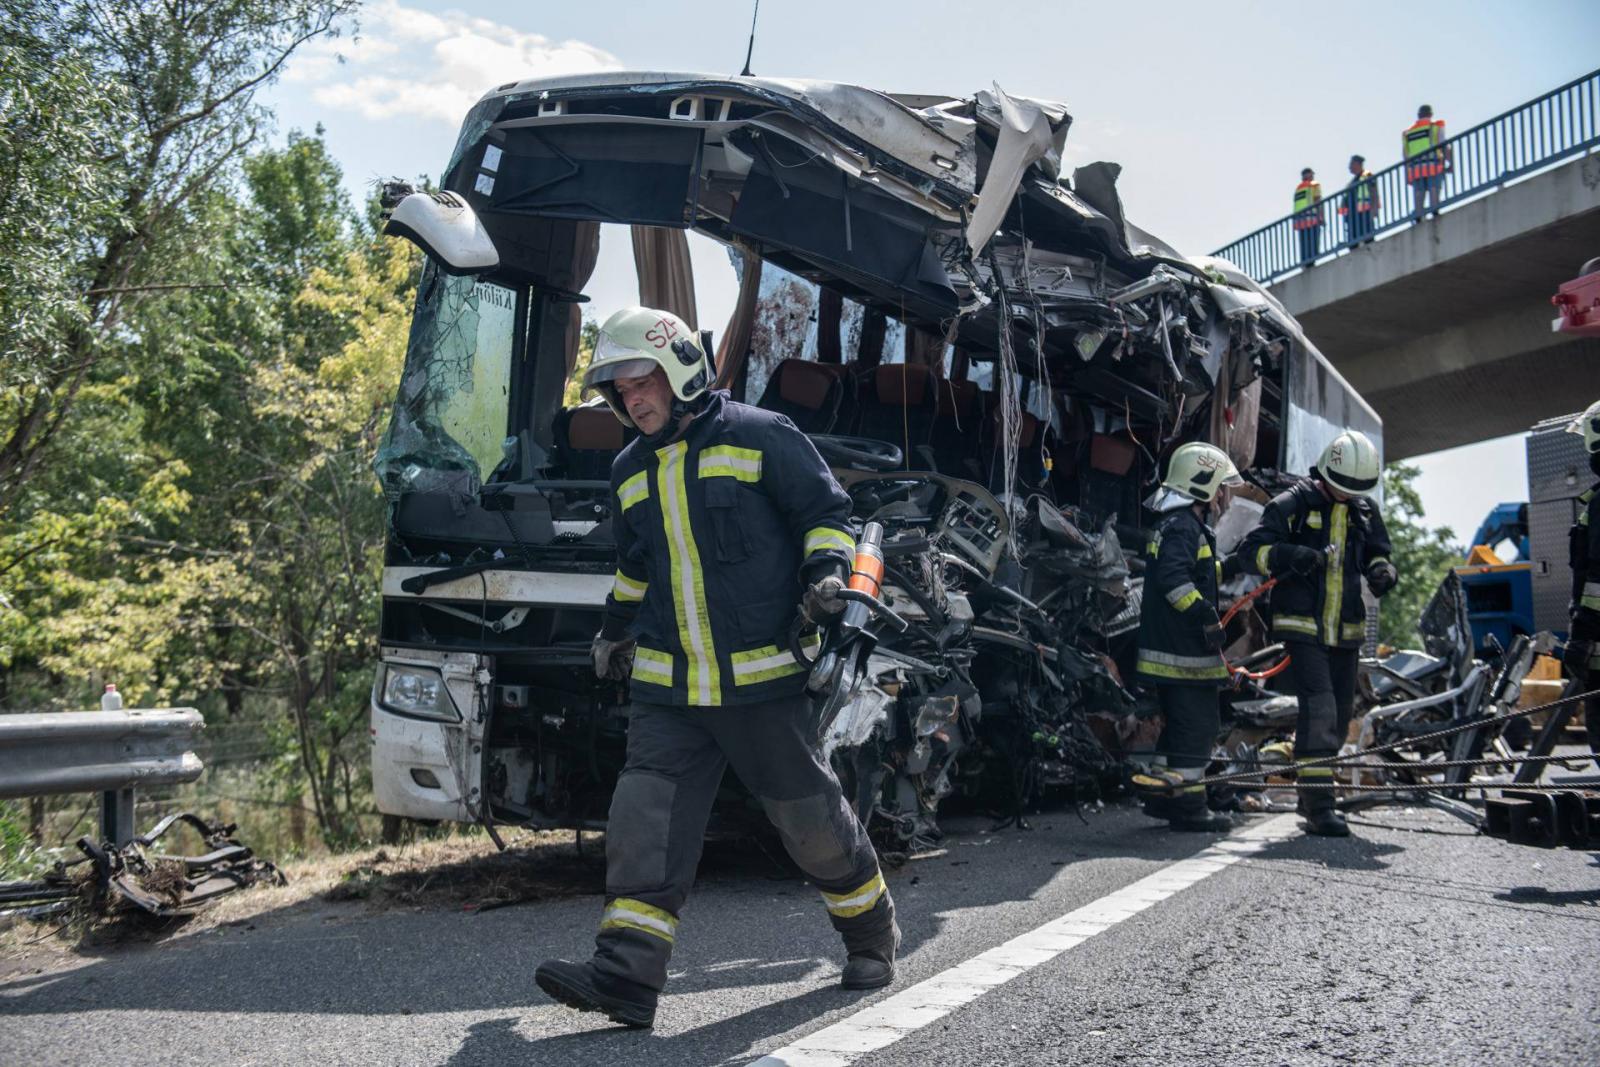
[368,72,1379,849]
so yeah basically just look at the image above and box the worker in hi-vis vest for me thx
[1293,168,1323,266]
[1341,154,1380,245]
[1404,104,1450,218]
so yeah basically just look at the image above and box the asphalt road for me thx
[2,800,1597,1066]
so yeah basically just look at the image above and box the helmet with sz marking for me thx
[1316,429,1381,498]
[583,306,710,428]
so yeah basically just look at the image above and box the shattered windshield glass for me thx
[374,263,519,498]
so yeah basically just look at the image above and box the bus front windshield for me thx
[374,264,520,497]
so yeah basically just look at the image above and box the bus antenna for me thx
[740,0,760,77]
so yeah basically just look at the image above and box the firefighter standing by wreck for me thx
[1561,400,1600,758]
[534,307,898,1029]
[1133,443,1240,832]
[1231,430,1398,836]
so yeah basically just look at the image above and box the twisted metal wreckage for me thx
[366,73,1394,853]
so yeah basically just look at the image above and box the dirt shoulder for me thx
[0,827,605,977]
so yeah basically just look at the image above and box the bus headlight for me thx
[379,665,460,721]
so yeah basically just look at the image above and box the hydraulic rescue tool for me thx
[793,521,909,743]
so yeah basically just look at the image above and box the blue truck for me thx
[1456,415,1589,656]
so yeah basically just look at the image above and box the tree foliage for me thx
[1377,462,1465,648]
[0,1,421,849]
[0,0,355,514]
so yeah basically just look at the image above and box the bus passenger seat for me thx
[755,359,845,434]
[555,404,629,481]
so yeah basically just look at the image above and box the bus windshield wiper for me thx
[400,557,525,594]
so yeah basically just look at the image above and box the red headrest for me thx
[776,360,835,411]
[566,407,626,451]
[874,363,933,406]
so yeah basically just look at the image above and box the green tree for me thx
[563,318,601,407]
[0,0,354,514]
[1378,462,1464,648]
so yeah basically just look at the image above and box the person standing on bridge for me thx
[1404,104,1451,219]
[534,306,898,1030]
[1292,168,1323,266]
[1229,430,1397,837]
[1560,400,1600,759]
[1132,442,1240,832]
[1341,155,1380,245]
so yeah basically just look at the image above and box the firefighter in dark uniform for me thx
[1560,400,1600,758]
[534,307,898,1029]
[1133,442,1239,832]
[1232,430,1397,837]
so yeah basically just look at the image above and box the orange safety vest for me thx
[1339,171,1375,215]
[1404,119,1446,180]
[1292,181,1322,229]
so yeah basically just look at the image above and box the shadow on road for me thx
[1495,885,1600,907]
[442,987,850,1067]
[15,803,1529,1067]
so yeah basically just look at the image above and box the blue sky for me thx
[264,0,1600,543]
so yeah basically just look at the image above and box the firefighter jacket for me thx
[599,391,855,707]
[1567,481,1600,640]
[1234,480,1393,649]
[1135,506,1228,688]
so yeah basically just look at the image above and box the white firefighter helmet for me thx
[1153,441,1240,509]
[582,306,710,427]
[1565,400,1600,454]
[1315,429,1381,497]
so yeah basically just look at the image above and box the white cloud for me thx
[289,1,621,125]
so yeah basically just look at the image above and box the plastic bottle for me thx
[101,683,123,711]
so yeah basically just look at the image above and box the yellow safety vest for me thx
[1340,172,1374,215]
[1404,120,1445,178]
[1293,181,1322,228]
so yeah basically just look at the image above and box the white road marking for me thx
[748,814,1300,1067]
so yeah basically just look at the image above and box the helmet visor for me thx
[584,350,661,388]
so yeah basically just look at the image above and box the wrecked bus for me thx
[368,72,1382,848]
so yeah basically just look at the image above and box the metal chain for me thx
[1190,687,1597,788]
[1275,781,1599,794]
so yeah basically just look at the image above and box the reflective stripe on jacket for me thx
[1404,119,1446,179]
[1340,172,1375,214]
[601,391,855,707]
[1568,482,1600,639]
[1234,480,1393,649]
[1136,507,1228,687]
[1292,181,1323,229]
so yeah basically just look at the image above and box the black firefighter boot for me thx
[1133,768,1183,820]
[1167,785,1233,832]
[1299,785,1349,838]
[535,959,658,1029]
[840,917,901,990]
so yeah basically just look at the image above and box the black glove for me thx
[1220,554,1244,582]
[1366,559,1398,596]
[1273,543,1324,577]
[591,632,636,681]
[1197,605,1227,651]
[799,574,847,625]
[1562,637,1592,676]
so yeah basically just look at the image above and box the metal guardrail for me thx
[0,709,205,845]
[1214,69,1600,284]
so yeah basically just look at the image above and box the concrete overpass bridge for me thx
[1214,70,1600,461]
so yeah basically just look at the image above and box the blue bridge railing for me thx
[1213,69,1600,284]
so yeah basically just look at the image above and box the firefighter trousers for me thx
[1286,641,1359,812]
[591,693,894,993]
[1155,685,1221,771]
